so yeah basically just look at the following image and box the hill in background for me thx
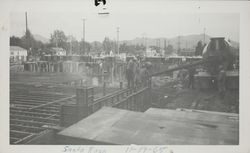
[121,34,239,50]
[32,33,239,51]
[33,34,49,44]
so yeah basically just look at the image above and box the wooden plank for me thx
[10,137,20,144]
[45,114,58,119]
[14,133,37,144]
[10,130,33,137]
[10,93,66,99]
[10,137,19,141]
[11,111,52,118]
[10,118,57,127]
[11,103,60,110]
[11,105,60,112]
[10,114,59,124]
[11,101,42,105]
[10,124,45,131]
[10,96,65,103]
[11,93,66,98]
[10,104,33,109]
[29,95,76,110]
[11,99,58,104]
[10,109,56,117]
[10,124,45,133]
[11,107,59,114]
[11,102,61,110]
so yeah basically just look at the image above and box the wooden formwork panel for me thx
[60,104,90,127]
[226,76,239,89]
[195,76,217,89]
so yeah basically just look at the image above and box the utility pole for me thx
[70,40,72,55]
[25,12,31,57]
[25,12,28,35]
[177,35,181,55]
[141,33,147,51]
[117,27,119,55]
[164,39,167,50]
[164,39,167,57]
[69,35,73,55]
[82,19,86,55]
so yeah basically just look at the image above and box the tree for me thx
[150,45,161,53]
[119,43,146,55]
[21,29,34,51]
[70,40,80,55]
[10,36,22,46]
[19,29,45,56]
[50,30,68,49]
[102,37,115,54]
[119,43,129,53]
[67,35,79,55]
[90,41,103,53]
[80,40,91,55]
[195,41,203,56]
[165,44,174,55]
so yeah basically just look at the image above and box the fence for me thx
[60,85,151,127]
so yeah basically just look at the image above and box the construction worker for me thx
[140,64,150,87]
[126,59,136,88]
[217,65,226,99]
[188,67,195,89]
[134,61,141,89]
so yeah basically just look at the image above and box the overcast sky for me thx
[10,10,239,42]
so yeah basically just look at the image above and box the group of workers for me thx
[125,57,227,99]
[125,57,151,89]
[187,65,227,99]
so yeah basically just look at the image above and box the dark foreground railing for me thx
[60,85,151,127]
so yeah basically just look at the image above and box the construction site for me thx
[9,36,239,145]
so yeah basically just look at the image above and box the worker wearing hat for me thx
[217,65,226,99]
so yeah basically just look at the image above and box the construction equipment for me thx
[202,37,236,74]
[150,37,238,77]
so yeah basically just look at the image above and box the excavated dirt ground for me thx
[151,78,239,114]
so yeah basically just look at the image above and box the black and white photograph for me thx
[1,0,250,152]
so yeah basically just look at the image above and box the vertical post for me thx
[82,19,86,55]
[147,87,151,111]
[117,27,119,55]
[80,79,83,86]
[76,87,87,106]
[75,87,94,120]
[103,82,106,96]
[120,82,123,89]
[74,80,77,87]
[177,35,181,55]
[203,28,206,44]
[76,87,87,121]
[88,87,94,114]
[25,12,28,35]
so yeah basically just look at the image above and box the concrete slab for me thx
[58,107,239,145]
